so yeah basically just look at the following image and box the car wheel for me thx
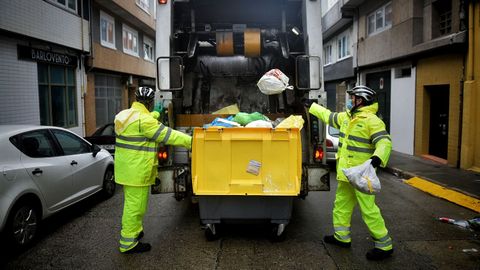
[102,167,116,198]
[6,202,39,249]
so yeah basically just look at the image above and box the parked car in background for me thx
[326,125,339,163]
[84,123,115,156]
[85,122,170,164]
[0,125,115,249]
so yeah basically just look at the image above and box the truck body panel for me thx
[154,0,329,208]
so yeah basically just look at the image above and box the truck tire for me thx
[205,223,220,241]
[269,223,287,242]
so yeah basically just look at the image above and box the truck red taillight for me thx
[314,146,324,162]
[158,151,168,160]
[158,146,168,163]
[158,0,167,4]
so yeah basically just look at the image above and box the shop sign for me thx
[17,45,77,67]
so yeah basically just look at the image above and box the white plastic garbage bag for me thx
[256,69,294,95]
[342,159,381,194]
[245,120,273,128]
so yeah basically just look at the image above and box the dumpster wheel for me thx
[205,223,220,241]
[269,223,287,242]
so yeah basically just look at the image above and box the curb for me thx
[382,166,480,212]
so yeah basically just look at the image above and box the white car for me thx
[326,125,339,163]
[0,125,115,249]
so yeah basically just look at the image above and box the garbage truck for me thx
[153,0,329,240]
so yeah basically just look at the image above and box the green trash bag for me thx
[232,112,269,126]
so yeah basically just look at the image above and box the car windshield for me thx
[100,125,115,136]
[93,124,114,136]
[328,126,340,137]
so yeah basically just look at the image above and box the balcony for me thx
[323,0,354,40]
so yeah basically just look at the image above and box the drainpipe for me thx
[458,2,475,168]
[466,2,474,81]
[80,0,87,136]
[458,68,464,168]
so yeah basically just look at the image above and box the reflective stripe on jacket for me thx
[114,102,192,186]
[309,102,392,182]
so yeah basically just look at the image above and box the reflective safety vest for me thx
[114,102,192,186]
[309,102,392,182]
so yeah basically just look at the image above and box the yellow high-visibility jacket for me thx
[309,102,392,182]
[114,102,192,186]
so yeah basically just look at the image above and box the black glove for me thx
[370,156,381,168]
[302,99,315,108]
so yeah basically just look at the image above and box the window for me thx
[327,0,338,12]
[322,0,338,15]
[143,36,155,62]
[95,74,122,128]
[337,33,350,59]
[52,129,91,155]
[15,130,57,158]
[38,64,78,128]
[49,0,77,13]
[432,0,452,38]
[100,11,116,49]
[136,0,150,13]
[394,67,412,78]
[367,2,392,36]
[122,24,139,57]
[324,44,333,66]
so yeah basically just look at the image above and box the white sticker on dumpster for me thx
[246,160,262,175]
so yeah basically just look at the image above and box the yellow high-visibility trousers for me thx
[332,181,393,251]
[119,185,149,253]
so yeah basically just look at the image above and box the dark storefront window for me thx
[95,74,122,127]
[38,64,77,127]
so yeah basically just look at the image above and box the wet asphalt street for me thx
[2,170,479,269]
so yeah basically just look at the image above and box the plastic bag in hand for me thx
[342,159,381,194]
[256,69,294,95]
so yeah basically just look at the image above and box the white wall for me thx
[0,0,90,52]
[0,36,40,125]
[390,67,416,155]
[0,36,85,136]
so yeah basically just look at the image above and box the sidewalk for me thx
[382,151,480,212]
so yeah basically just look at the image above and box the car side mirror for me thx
[92,144,101,157]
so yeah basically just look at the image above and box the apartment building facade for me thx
[0,0,91,136]
[84,0,156,135]
[322,0,355,112]
[331,0,467,168]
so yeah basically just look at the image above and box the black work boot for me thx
[124,242,151,254]
[366,248,393,260]
[137,231,144,240]
[323,235,351,248]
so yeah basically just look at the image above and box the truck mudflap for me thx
[302,164,330,196]
[151,166,191,201]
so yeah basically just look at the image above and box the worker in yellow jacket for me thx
[308,85,393,260]
[114,86,192,254]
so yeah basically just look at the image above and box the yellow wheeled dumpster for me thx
[192,127,302,240]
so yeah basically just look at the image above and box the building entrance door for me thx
[427,85,449,159]
[366,71,391,132]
